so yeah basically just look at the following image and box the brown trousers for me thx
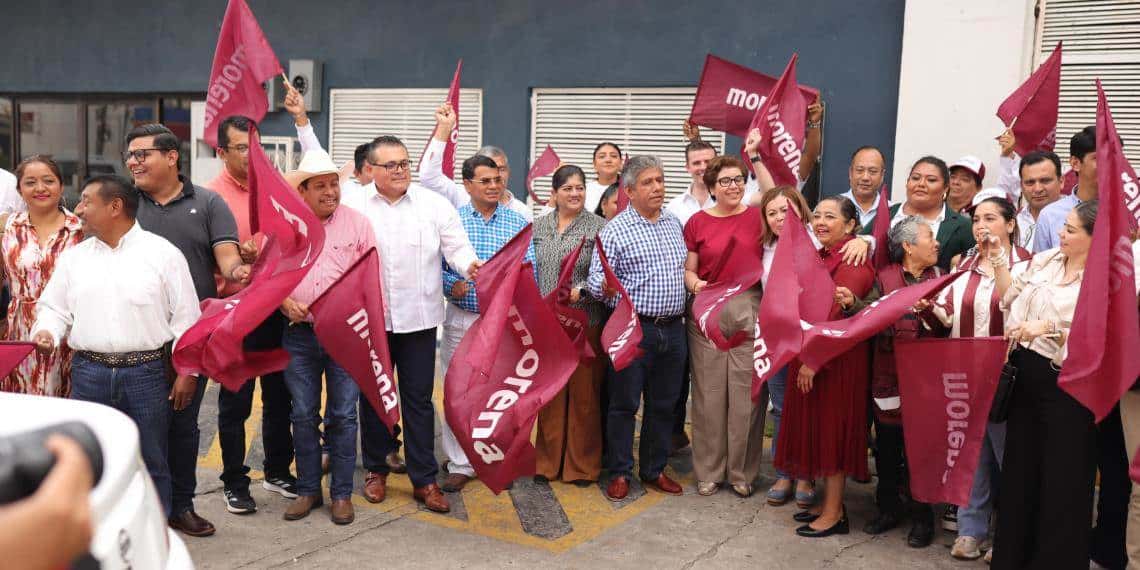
[535,326,606,482]
[687,286,765,486]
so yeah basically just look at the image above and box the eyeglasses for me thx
[717,175,746,188]
[368,160,411,173]
[222,144,250,155]
[471,176,504,187]
[123,148,165,163]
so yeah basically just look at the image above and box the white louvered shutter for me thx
[1037,0,1140,164]
[528,88,726,212]
[328,88,483,181]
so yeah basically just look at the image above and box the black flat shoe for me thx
[862,511,901,535]
[796,515,850,538]
[906,519,934,548]
[793,510,820,523]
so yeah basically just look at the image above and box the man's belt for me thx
[77,348,165,368]
[638,314,682,326]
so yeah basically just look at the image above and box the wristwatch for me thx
[749,156,763,163]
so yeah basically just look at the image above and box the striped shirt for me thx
[586,206,687,318]
[442,203,534,313]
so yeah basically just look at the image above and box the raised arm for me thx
[284,82,323,154]
[418,103,468,209]
[798,95,824,182]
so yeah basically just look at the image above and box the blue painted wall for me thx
[2,0,906,196]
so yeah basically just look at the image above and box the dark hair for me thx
[462,154,499,181]
[850,145,885,167]
[367,135,407,161]
[1073,200,1098,235]
[82,174,139,219]
[950,165,983,187]
[1018,150,1062,179]
[701,155,746,192]
[216,116,252,149]
[816,195,861,234]
[972,196,1020,247]
[353,143,370,174]
[1070,126,1096,161]
[909,155,950,186]
[592,142,622,160]
[551,164,586,190]
[685,140,716,162]
[758,185,812,245]
[594,183,620,217]
[125,123,180,152]
[15,154,63,184]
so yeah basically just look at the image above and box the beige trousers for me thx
[1119,390,1140,569]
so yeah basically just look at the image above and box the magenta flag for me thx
[202,0,282,148]
[689,54,818,138]
[420,60,463,180]
[870,185,892,271]
[543,239,595,360]
[996,42,1062,158]
[309,249,400,433]
[525,145,561,205]
[691,237,763,350]
[797,272,961,373]
[744,54,808,187]
[0,342,35,378]
[1057,82,1140,422]
[895,337,1008,505]
[444,227,578,494]
[751,207,832,401]
[595,237,644,371]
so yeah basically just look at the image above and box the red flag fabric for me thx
[751,207,833,401]
[744,54,808,187]
[692,237,764,350]
[308,248,400,433]
[797,271,962,373]
[1056,82,1140,422]
[525,145,561,205]
[419,60,462,180]
[173,136,326,389]
[996,42,1062,158]
[543,239,595,360]
[444,226,578,494]
[870,185,892,271]
[595,237,644,371]
[202,0,282,148]
[895,337,1008,505]
[0,342,35,378]
[689,54,818,138]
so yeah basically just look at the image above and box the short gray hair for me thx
[621,155,664,189]
[887,215,930,264]
[477,145,507,165]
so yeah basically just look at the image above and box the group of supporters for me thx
[2,81,1139,570]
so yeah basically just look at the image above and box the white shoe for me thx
[951,536,982,560]
[697,481,719,496]
[984,548,992,564]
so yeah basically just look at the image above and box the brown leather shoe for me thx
[363,471,387,503]
[169,510,216,537]
[413,483,450,513]
[643,473,683,496]
[330,498,354,525]
[441,472,471,492]
[283,495,323,521]
[386,451,408,474]
[605,476,630,502]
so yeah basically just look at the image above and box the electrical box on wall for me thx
[288,59,323,112]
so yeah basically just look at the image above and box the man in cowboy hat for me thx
[279,148,378,525]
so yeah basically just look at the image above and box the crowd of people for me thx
[1,80,1139,570]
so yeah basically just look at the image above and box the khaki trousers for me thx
[535,326,606,482]
[687,286,765,486]
[1119,391,1140,569]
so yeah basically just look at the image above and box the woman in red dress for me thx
[774,195,875,538]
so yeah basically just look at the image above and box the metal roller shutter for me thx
[327,88,483,181]
[528,88,726,211]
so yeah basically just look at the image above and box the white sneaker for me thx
[984,548,992,564]
[951,536,982,560]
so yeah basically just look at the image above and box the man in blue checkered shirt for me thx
[438,154,535,492]
[586,155,688,501]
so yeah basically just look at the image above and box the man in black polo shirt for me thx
[126,123,253,538]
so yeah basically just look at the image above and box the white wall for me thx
[891,0,1039,200]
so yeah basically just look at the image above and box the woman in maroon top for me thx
[683,156,766,497]
[775,195,875,537]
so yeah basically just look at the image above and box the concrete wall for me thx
[2,0,907,196]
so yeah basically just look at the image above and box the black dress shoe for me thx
[796,514,850,538]
[906,518,934,548]
[793,510,820,523]
[862,511,901,535]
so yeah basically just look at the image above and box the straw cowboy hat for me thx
[284,148,340,190]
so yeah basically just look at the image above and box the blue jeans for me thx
[70,355,172,515]
[605,319,687,480]
[168,374,206,515]
[767,365,789,479]
[959,421,1007,539]
[283,325,360,500]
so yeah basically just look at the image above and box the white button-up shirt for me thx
[840,189,885,228]
[342,183,478,333]
[418,139,533,221]
[33,223,201,352]
[890,202,947,236]
[0,168,25,216]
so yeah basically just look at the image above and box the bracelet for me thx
[749,155,763,163]
[987,247,1007,267]
[807,121,822,129]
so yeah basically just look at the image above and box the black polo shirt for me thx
[136,175,239,301]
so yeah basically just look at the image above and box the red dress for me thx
[773,235,875,480]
